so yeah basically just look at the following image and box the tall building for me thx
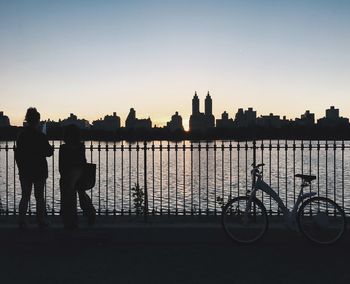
[60,113,90,129]
[295,110,315,127]
[0,111,10,127]
[125,108,152,129]
[234,107,257,127]
[166,111,184,132]
[189,91,215,132]
[216,111,234,129]
[192,92,200,115]
[92,112,121,132]
[317,106,349,127]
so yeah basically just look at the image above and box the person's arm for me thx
[43,137,54,157]
[14,133,24,168]
[81,143,87,164]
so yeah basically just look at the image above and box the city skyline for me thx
[1,1,349,127]
[1,93,349,131]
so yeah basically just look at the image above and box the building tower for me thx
[192,91,200,115]
[205,91,212,116]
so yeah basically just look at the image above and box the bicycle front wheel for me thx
[298,197,346,245]
[222,196,268,244]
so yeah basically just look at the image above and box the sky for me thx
[0,0,349,129]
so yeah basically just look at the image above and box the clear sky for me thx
[1,0,349,129]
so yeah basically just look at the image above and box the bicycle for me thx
[221,163,346,244]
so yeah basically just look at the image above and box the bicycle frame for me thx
[248,170,317,231]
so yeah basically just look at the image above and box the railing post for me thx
[252,139,256,167]
[143,141,148,222]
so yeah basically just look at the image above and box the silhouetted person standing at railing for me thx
[59,125,96,229]
[15,108,53,228]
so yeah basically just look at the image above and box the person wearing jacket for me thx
[15,108,54,228]
[59,124,96,229]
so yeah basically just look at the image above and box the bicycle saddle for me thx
[295,174,316,183]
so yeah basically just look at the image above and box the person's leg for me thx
[19,177,33,226]
[60,174,78,229]
[78,190,96,225]
[33,179,47,226]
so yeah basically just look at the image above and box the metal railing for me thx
[0,140,349,216]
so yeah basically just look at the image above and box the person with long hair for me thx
[15,107,53,228]
[59,124,96,229]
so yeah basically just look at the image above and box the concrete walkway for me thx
[0,216,349,284]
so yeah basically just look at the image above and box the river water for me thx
[1,140,350,215]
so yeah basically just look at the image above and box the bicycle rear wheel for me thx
[222,196,268,244]
[298,197,346,245]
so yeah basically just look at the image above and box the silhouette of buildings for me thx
[92,112,121,132]
[317,106,349,127]
[234,108,257,128]
[216,111,234,129]
[60,113,90,129]
[0,111,10,127]
[189,92,215,131]
[166,111,184,131]
[257,113,286,128]
[295,110,315,127]
[125,108,152,129]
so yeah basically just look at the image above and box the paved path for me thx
[0,217,349,284]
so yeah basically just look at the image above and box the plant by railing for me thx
[131,183,145,215]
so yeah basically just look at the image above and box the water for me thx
[1,140,350,215]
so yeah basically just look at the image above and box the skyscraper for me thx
[189,91,215,132]
[192,92,200,115]
[205,92,212,116]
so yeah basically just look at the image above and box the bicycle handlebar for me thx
[251,163,265,168]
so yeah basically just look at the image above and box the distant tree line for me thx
[0,124,349,141]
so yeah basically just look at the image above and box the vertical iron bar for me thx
[190,142,193,214]
[90,141,93,206]
[198,142,201,215]
[136,142,139,186]
[214,142,217,214]
[317,141,320,197]
[229,141,232,199]
[113,142,116,215]
[5,141,8,215]
[128,143,131,214]
[183,142,186,215]
[237,142,240,198]
[121,142,124,215]
[341,141,345,210]
[51,141,55,215]
[160,142,163,214]
[309,141,312,198]
[261,141,264,204]
[13,142,16,215]
[333,141,336,205]
[326,141,328,200]
[106,142,109,215]
[98,142,101,214]
[269,140,272,214]
[152,142,155,214]
[222,142,225,206]
[206,142,209,215]
[277,140,280,215]
[285,140,288,208]
[293,141,296,203]
[144,141,148,222]
[175,142,178,215]
[167,142,170,215]
[245,141,248,193]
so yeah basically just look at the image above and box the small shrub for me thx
[131,183,144,215]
